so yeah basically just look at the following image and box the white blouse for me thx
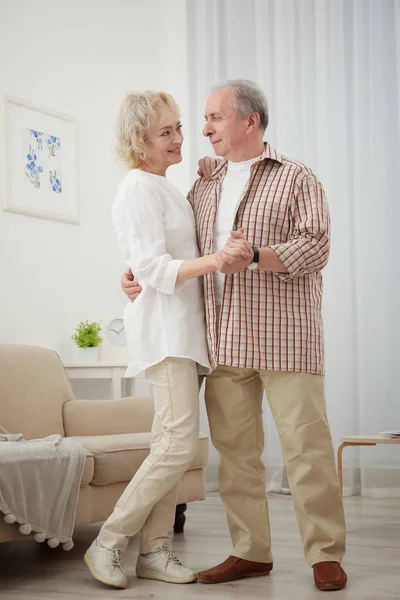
[112,169,211,377]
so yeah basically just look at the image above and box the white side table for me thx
[64,363,130,400]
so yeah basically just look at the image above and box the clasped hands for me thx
[216,229,254,274]
[121,229,254,302]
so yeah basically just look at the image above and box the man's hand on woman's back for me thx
[121,268,142,302]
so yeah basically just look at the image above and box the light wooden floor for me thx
[0,493,399,600]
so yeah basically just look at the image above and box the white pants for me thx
[98,357,200,552]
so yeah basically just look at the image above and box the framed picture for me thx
[0,95,78,224]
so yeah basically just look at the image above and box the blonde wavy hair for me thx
[115,91,180,169]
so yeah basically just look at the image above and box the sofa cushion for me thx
[81,449,94,488]
[68,432,208,486]
[0,345,73,440]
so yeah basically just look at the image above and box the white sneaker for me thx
[84,538,128,589]
[136,546,197,583]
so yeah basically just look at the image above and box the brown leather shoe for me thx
[313,561,347,591]
[197,555,273,584]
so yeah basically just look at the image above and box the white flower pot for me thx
[76,346,98,364]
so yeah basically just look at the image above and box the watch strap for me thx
[252,246,260,264]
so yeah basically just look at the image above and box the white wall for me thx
[0,0,191,361]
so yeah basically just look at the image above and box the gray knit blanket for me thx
[0,426,86,550]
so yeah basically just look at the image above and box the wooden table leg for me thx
[337,441,377,496]
[337,442,347,496]
[112,369,122,399]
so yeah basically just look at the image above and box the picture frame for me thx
[0,95,78,224]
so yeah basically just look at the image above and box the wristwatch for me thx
[247,246,260,271]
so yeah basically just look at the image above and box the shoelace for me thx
[159,546,183,566]
[110,549,124,571]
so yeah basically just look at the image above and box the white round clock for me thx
[100,315,129,362]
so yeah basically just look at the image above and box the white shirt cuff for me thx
[158,259,184,294]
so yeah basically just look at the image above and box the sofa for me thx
[0,344,209,544]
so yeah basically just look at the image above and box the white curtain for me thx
[187,0,400,497]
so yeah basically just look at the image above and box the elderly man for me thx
[121,80,347,591]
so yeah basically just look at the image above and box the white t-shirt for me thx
[213,155,261,305]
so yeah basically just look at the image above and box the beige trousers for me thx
[205,365,346,566]
[98,357,200,553]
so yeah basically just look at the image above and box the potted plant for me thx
[71,320,102,363]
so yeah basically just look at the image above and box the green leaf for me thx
[71,320,103,348]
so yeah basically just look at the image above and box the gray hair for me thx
[115,91,179,169]
[212,79,269,132]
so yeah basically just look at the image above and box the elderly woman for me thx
[84,91,230,589]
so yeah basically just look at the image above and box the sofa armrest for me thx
[63,396,154,436]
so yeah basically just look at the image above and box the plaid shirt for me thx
[187,142,330,375]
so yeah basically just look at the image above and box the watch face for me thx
[106,318,126,347]
[247,262,258,270]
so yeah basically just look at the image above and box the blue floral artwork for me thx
[25,143,44,189]
[30,130,44,151]
[49,170,62,193]
[24,128,62,194]
[47,135,61,157]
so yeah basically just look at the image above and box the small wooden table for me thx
[337,435,400,494]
